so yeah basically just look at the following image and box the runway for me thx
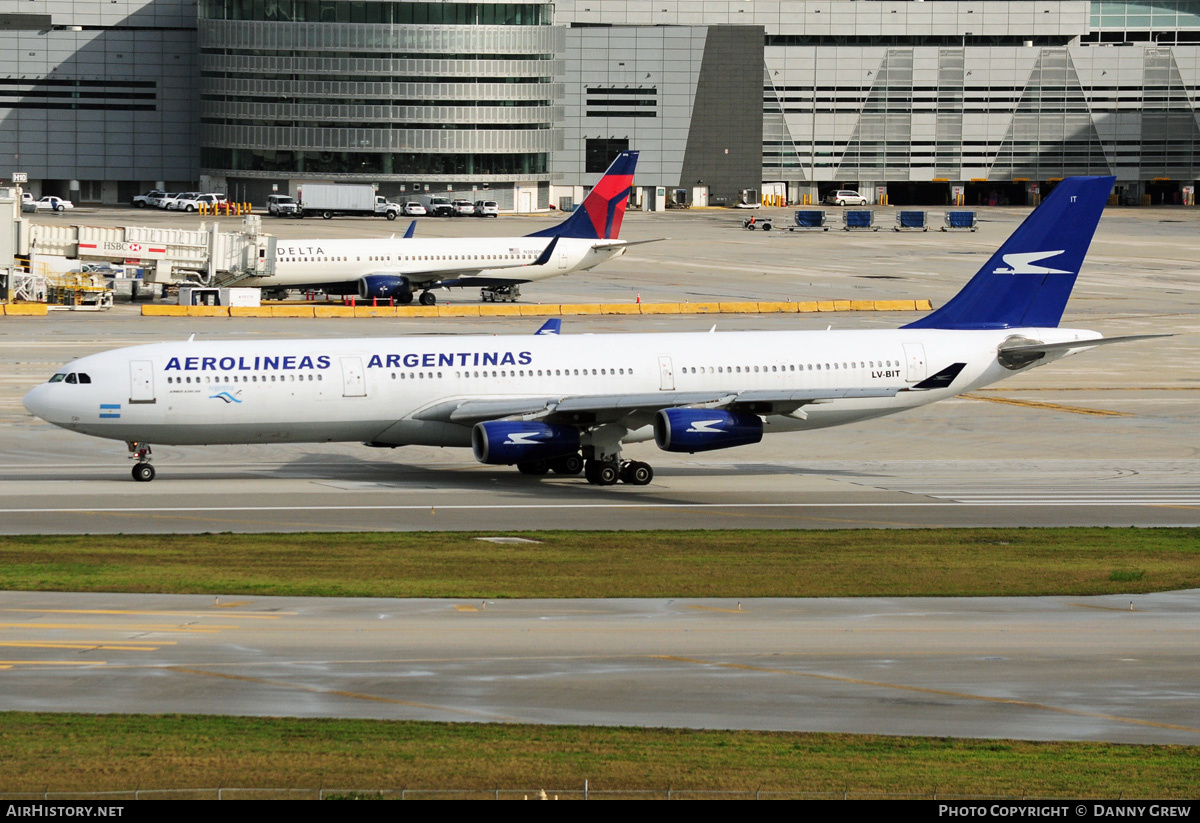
[3,589,1198,745]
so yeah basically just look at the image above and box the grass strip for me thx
[0,713,1195,798]
[0,528,1197,598]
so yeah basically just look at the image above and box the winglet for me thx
[904,176,1115,330]
[530,235,560,267]
[535,319,562,335]
[403,220,416,239]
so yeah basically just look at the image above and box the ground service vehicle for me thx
[297,184,402,220]
[267,195,299,217]
[419,195,454,216]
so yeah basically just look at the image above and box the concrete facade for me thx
[0,0,199,203]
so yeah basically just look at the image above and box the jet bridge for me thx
[19,214,276,290]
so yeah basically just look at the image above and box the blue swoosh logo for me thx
[210,391,242,404]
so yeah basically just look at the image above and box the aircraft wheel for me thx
[418,291,436,306]
[588,461,618,486]
[550,454,584,476]
[621,461,653,486]
[517,460,549,476]
[132,463,155,482]
[397,291,414,305]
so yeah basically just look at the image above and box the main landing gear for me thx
[128,442,155,482]
[584,458,653,486]
[418,291,437,306]
[514,453,653,486]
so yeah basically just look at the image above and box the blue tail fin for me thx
[904,176,1114,330]
[527,151,638,239]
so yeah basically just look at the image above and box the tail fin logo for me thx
[993,251,1070,276]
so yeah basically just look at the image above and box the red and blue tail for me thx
[528,151,638,239]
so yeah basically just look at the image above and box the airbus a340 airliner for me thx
[24,176,1164,486]
[253,151,649,306]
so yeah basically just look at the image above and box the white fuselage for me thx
[254,235,627,290]
[23,326,1100,449]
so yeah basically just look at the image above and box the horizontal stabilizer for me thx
[998,333,1172,368]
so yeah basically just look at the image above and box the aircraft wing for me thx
[414,387,900,427]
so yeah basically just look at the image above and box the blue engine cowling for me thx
[358,274,412,301]
[654,408,763,453]
[472,421,581,465]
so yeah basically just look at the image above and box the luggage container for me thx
[894,211,928,231]
[788,210,829,231]
[942,211,978,232]
[842,210,877,231]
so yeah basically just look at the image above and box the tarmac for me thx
[1,203,1197,741]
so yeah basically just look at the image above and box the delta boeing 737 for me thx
[253,151,649,305]
[23,176,1165,485]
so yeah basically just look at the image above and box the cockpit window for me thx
[77,373,91,384]
[48,373,66,383]
[65,373,77,384]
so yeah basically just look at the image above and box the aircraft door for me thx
[658,356,675,391]
[903,343,927,383]
[129,360,156,404]
[340,356,366,397]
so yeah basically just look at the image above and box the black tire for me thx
[596,463,619,486]
[385,211,397,221]
[517,460,550,476]
[132,463,155,482]
[135,201,146,208]
[622,461,653,486]
[322,210,333,219]
[397,291,414,305]
[418,291,436,306]
[551,454,584,476]
[55,204,64,212]
[762,223,772,231]
[186,205,195,212]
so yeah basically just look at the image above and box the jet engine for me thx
[472,421,581,465]
[358,274,412,302]
[654,408,763,453]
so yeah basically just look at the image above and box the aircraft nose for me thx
[22,383,51,421]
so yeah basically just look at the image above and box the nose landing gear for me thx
[128,442,155,482]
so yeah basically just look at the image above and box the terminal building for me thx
[3,1,1200,208]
